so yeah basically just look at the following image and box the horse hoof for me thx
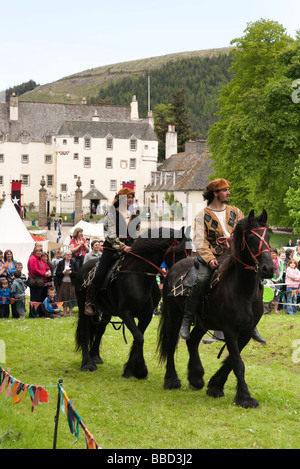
[235,396,259,409]
[81,363,97,372]
[92,356,103,365]
[189,378,205,390]
[164,378,181,390]
[206,386,224,398]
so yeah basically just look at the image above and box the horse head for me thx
[233,210,274,278]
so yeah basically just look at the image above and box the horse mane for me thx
[216,212,268,282]
[130,227,186,255]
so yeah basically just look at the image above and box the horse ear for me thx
[248,210,255,219]
[258,209,268,224]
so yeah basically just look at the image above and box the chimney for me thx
[130,95,139,120]
[81,97,87,104]
[9,93,18,121]
[92,110,100,122]
[148,110,154,128]
[165,125,177,159]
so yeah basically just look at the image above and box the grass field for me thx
[0,310,299,450]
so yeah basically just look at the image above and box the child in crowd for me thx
[11,270,26,318]
[0,279,12,318]
[285,259,300,315]
[43,286,62,318]
[10,262,27,318]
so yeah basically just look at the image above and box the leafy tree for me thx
[208,19,298,227]
[170,87,192,153]
[153,103,174,161]
[6,80,38,100]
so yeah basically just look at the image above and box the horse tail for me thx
[157,288,181,365]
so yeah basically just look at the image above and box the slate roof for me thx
[57,120,158,141]
[145,146,214,193]
[83,187,107,200]
[0,101,136,142]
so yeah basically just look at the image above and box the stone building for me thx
[0,95,157,213]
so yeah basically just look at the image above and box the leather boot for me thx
[252,326,266,344]
[203,330,224,344]
[179,307,195,340]
[84,283,98,316]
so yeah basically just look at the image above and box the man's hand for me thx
[208,258,219,269]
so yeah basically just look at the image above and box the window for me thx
[45,136,52,144]
[47,175,54,186]
[63,139,67,145]
[129,158,136,169]
[0,132,4,143]
[106,157,113,169]
[84,137,91,149]
[45,154,52,164]
[21,134,29,144]
[21,175,30,186]
[110,180,117,191]
[0,154,4,163]
[21,154,29,164]
[90,180,95,187]
[130,138,137,151]
[106,137,113,150]
[120,160,127,169]
[61,184,67,192]
[0,176,3,185]
[74,137,79,144]
[73,153,79,160]
[84,157,91,168]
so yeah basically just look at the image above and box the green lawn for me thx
[0,311,299,450]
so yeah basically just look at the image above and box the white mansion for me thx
[0,94,158,213]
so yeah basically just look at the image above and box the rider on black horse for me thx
[179,178,266,344]
[84,187,140,315]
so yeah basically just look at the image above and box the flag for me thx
[11,180,22,217]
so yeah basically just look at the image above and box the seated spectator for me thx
[43,286,63,318]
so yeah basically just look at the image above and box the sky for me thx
[0,0,299,92]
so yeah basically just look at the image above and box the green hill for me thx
[20,47,233,137]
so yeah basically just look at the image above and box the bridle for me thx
[239,226,271,271]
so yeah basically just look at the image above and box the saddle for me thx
[82,253,122,290]
[168,264,199,297]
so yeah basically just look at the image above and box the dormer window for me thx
[44,135,52,144]
[0,131,5,143]
[20,132,30,144]
[106,136,113,150]
[84,136,91,149]
[130,137,137,151]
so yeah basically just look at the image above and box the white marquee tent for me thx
[0,197,35,275]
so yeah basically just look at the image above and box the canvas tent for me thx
[0,197,35,275]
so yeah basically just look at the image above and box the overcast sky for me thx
[1,0,299,91]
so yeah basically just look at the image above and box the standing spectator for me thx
[0,279,12,318]
[27,245,52,318]
[270,248,284,314]
[69,227,89,268]
[3,250,18,287]
[293,244,300,264]
[52,249,63,293]
[83,239,102,264]
[47,215,52,230]
[285,259,300,315]
[54,215,58,230]
[0,250,7,283]
[42,252,53,290]
[56,251,78,317]
[11,270,26,319]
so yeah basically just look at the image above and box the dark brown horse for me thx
[157,210,274,408]
[75,227,191,378]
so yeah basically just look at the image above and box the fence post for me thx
[53,379,63,449]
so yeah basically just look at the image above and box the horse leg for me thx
[162,302,182,390]
[79,315,98,372]
[89,315,111,365]
[122,312,150,380]
[186,324,205,390]
[207,332,259,408]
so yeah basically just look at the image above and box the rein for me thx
[127,251,167,277]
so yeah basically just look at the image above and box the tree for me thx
[170,87,192,153]
[208,19,298,227]
[153,103,174,162]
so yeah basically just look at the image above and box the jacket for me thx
[27,254,49,281]
[194,205,244,265]
[11,278,25,298]
[56,258,78,287]
[103,206,140,251]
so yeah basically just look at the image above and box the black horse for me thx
[75,227,191,377]
[157,210,274,408]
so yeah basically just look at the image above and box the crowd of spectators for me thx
[0,229,103,319]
